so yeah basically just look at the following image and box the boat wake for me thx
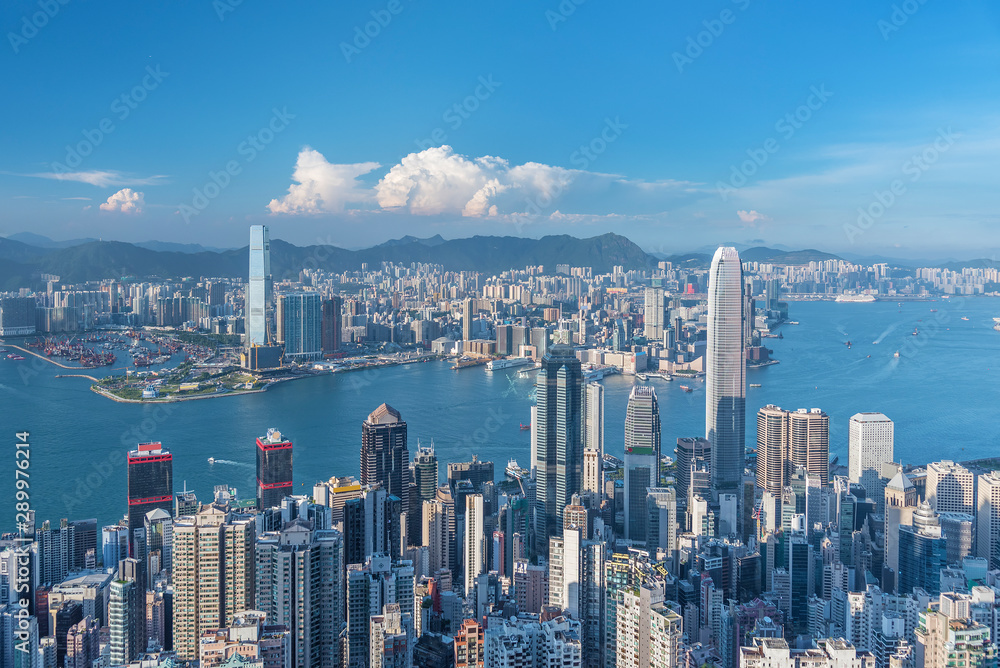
[211,459,251,467]
[872,322,899,345]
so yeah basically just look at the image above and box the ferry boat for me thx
[519,423,531,431]
[486,357,535,371]
[6,354,26,360]
[679,385,693,393]
[505,459,530,480]
[961,317,970,321]
[750,383,762,388]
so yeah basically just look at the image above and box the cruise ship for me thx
[835,294,876,303]
[486,357,535,371]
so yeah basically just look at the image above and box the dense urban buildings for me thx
[7,235,1000,668]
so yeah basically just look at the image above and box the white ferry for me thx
[486,357,535,371]
[835,294,876,303]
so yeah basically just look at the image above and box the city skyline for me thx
[4,3,1000,664]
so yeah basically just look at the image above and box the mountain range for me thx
[0,232,992,290]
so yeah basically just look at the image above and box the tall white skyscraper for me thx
[705,246,745,495]
[624,385,660,542]
[582,382,604,456]
[247,225,272,347]
[848,413,894,501]
[643,287,666,340]
[582,382,604,498]
[464,494,485,597]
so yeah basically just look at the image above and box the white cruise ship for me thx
[486,357,535,371]
[835,294,876,303]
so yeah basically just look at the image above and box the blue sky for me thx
[1,0,998,258]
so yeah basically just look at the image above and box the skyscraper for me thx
[643,287,665,341]
[277,292,323,361]
[257,428,293,511]
[108,579,139,665]
[361,404,410,529]
[624,385,661,542]
[848,412,894,501]
[127,442,173,553]
[172,505,256,660]
[582,381,604,466]
[976,471,1000,568]
[255,519,344,668]
[247,224,272,347]
[462,298,474,342]
[464,494,485,597]
[926,460,976,515]
[321,296,342,355]
[534,343,583,554]
[756,405,788,497]
[756,405,830,495]
[413,443,439,502]
[705,246,745,496]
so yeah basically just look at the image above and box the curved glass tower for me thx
[705,246,745,494]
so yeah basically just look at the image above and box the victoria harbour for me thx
[4,297,999,531]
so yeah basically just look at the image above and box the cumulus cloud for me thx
[268,145,699,219]
[100,188,145,213]
[23,170,167,187]
[266,147,380,214]
[737,209,769,225]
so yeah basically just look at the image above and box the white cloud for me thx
[266,147,380,214]
[100,188,145,214]
[268,145,700,220]
[737,209,768,224]
[24,170,167,187]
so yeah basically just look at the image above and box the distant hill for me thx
[0,232,658,287]
[8,232,98,249]
[739,247,842,264]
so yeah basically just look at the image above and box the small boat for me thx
[912,328,919,336]
[519,423,531,431]
[846,341,852,349]
[961,317,969,321]
[750,383,762,388]
[207,457,216,464]
[680,385,693,393]
[6,354,25,360]
[930,309,938,312]
[894,351,900,358]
